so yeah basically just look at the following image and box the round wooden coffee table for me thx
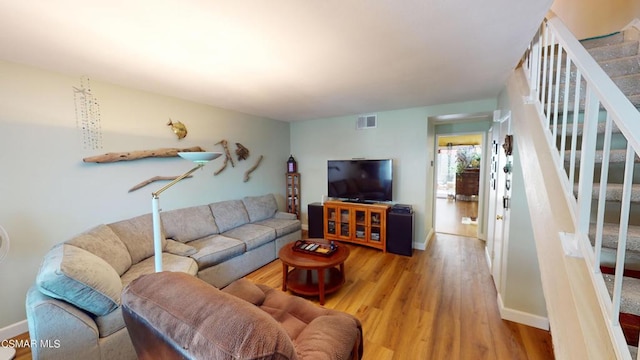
[278,240,350,305]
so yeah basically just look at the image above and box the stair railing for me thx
[523,12,640,359]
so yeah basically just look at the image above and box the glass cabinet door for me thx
[326,207,337,236]
[339,209,350,237]
[369,210,382,243]
[355,209,366,240]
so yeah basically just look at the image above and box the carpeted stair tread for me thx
[574,182,640,203]
[567,149,638,165]
[580,32,625,49]
[555,121,620,136]
[593,223,640,253]
[587,40,639,62]
[611,73,640,97]
[599,55,640,78]
[599,247,640,272]
[603,273,640,316]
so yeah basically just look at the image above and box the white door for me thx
[489,112,512,292]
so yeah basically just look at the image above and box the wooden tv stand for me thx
[323,200,390,252]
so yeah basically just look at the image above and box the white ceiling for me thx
[0,1,552,122]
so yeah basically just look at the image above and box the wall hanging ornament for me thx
[236,143,250,161]
[502,134,513,156]
[73,76,103,150]
[167,119,188,139]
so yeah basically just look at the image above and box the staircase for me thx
[577,29,640,354]
[522,14,640,359]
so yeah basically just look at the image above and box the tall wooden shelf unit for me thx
[323,200,389,252]
[286,173,301,218]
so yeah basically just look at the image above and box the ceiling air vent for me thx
[356,114,377,130]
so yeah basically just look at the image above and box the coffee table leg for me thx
[282,264,288,291]
[318,269,325,305]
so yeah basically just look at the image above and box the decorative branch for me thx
[243,155,263,182]
[128,175,193,193]
[83,146,205,163]
[215,140,235,168]
[214,156,228,176]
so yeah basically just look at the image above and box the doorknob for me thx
[496,215,504,220]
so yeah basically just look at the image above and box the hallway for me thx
[435,197,479,238]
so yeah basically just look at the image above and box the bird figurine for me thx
[167,119,187,139]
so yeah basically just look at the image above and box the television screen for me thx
[327,159,393,202]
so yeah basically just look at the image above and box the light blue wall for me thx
[290,99,497,247]
[0,60,291,328]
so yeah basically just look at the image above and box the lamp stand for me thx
[151,163,205,272]
[149,151,221,272]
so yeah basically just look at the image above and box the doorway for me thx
[435,133,483,237]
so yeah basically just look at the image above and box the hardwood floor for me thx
[10,232,554,359]
[435,197,479,238]
[247,233,554,359]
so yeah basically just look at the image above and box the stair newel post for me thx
[593,114,613,274]
[575,86,600,247]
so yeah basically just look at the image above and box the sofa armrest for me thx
[294,315,363,360]
[275,212,297,220]
[164,239,197,256]
[26,286,102,359]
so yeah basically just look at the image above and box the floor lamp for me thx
[152,152,221,272]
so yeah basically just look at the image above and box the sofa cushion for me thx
[108,214,163,265]
[223,224,276,251]
[256,283,362,359]
[164,239,197,256]
[188,235,246,269]
[120,253,199,288]
[221,278,266,306]
[255,217,301,237]
[242,194,278,223]
[160,205,218,243]
[66,224,132,276]
[36,244,122,317]
[209,200,250,233]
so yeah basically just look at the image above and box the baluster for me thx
[593,114,613,274]
[559,54,571,168]
[568,69,582,191]
[611,143,636,325]
[576,85,599,239]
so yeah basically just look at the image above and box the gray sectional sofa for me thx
[25,194,301,360]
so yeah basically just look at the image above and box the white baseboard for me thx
[0,320,28,341]
[414,228,434,251]
[484,246,492,272]
[497,294,549,331]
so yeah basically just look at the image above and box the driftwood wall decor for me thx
[83,146,205,163]
[244,155,263,182]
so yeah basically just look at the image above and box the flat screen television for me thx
[327,159,393,202]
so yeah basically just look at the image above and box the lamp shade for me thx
[178,152,222,163]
